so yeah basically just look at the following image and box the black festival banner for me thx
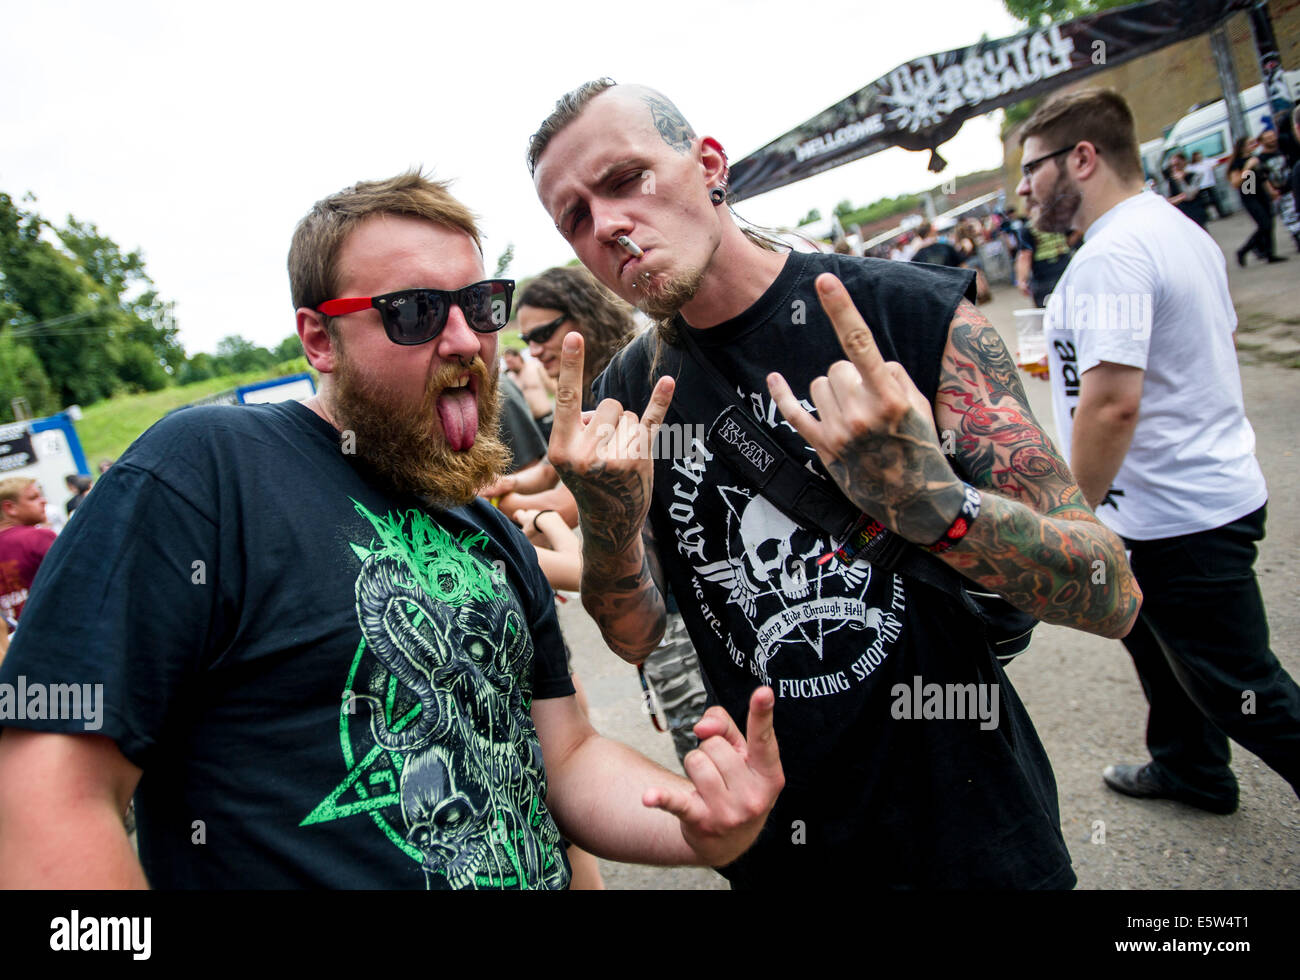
[726,0,1254,201]
[0,423,37,473]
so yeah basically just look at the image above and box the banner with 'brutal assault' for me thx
[726,0,1253,201]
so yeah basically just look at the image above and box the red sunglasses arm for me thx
[316,297,373,316]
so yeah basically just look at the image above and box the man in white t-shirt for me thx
[1184,150,1223,220]
[1018,89,1300,813]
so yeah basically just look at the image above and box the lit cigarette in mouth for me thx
[616,236,644,257]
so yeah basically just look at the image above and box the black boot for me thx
[1236,245,1249,267]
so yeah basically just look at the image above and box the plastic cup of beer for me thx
[1013,308,1049,379]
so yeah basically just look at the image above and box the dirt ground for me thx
[558,207,1300,890]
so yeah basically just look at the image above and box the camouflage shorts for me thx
[641,612,709,765]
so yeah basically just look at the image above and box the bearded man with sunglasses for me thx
[529,81,1144,890]
[0,172,783,889]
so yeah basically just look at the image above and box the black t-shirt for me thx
[1165,173,1207,225]
[1257,148,1293,192]
[0,401,575,889]
[1231,149,1292,199]
[594,250,1074,889]
[1165,173,1193,199]
[498,375,548,473]
[910,241,964,267]
[1229,153,1250,199]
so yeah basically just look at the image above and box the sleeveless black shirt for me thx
[594,251,1073,889]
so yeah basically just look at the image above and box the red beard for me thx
[331,351,510,507]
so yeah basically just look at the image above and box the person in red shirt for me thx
[0,477,56,625]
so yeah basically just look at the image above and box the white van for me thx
[1139,137,1165,182]
[1158,71,1300,214]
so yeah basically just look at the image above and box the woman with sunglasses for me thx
[484,267,636,524]
[518,267,636,409]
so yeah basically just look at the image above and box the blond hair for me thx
[0,477,36,508]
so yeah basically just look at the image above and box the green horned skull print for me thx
[302,501,571,889]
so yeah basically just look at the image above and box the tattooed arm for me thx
[547,332,673,664]
[568,484,668,665]
[768,276,1139,640]
[932,300,1140,638]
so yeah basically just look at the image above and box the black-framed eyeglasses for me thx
[520,313,567,346]
[1021,144,1079,179]
[317,279,514,346]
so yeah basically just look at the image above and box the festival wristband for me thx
[922,483,982,554]
[818,512,888,567]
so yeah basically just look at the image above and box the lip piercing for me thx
[617,235,644,257]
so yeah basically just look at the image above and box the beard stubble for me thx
[1031,167,1082,235]
[631,265,706,321]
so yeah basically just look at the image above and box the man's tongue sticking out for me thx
[436,386,478,451]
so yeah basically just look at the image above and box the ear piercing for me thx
[709,187,726,205]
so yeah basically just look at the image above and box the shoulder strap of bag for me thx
[671,324,1036,660]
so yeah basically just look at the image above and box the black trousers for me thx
[1175,199,1208,228]
[1196,187,1224,220]
[1238,192,1277,260]
[1121,505,1300,801]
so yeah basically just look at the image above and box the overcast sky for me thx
[3,0,1024,355]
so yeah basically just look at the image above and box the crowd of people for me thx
[1227,121,1300,264]
[0,80,1296,892]
[1142,113,1300,265]
[874,209,1072,306]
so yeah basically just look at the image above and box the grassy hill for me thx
[77,358,315,467]
[74,333,531,469]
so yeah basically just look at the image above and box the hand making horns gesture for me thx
[546,331,675,553]
[766,273,965,546]
[644,686,784,868]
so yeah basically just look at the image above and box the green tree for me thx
[0,191,184,408]
[60,218,185,379]
[796,208,822,227]
[214,335,275,374]
[273,335,303,363]
[177,352,217,385]
[1002,0,1129,26]
[493,243,515,278]
[0,331,58,421]
[0,194,120,405]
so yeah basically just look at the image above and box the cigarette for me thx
[616,235,644,257]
